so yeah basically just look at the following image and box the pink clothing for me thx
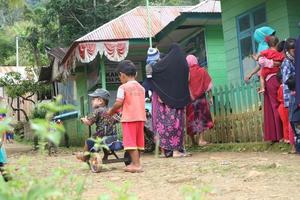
[258,57,274,68]
[186,55,198,67]
[116,80,146,122]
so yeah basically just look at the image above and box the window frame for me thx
[236,4,267,80]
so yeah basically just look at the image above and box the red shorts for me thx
[122,121,145,150]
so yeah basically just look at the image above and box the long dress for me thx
[152,92,184,154]
[264,75,283,141]
[186,94,213,136]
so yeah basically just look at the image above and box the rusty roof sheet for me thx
[0,66,26,77]
[76,6,191,42]
[47,48,68,61]
[183,0,221,13]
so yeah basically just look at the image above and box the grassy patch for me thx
[188,142,291,153]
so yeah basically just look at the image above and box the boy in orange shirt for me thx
[108,60,146,173]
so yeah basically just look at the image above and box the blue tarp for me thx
[53,111,79,121]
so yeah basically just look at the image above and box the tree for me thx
[0,70,50,121]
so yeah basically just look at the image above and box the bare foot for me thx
[124,164,143,173]
[76,152,88,162]
[198,141,209,146]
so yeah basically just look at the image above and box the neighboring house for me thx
[220,0,300,83]
[0,66,36,122]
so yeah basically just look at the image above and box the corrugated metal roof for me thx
[47,48,68,61]
[183,0,221,13]
[76,6,191,42]
[0,66,26,77]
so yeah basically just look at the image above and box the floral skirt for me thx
[152,92,184,151]
[186,95,213,136]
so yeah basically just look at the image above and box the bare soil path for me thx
[7,149,300,200]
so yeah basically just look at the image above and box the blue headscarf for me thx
[254,26,276,53]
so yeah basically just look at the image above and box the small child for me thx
[108,60,146,173]
[254,35,285,93]
[277,72,290,143]
[77,88,117,162]
[145,47,160,78]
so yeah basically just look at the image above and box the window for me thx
[237,5,266,79]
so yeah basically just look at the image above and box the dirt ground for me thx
[6,148,300,200]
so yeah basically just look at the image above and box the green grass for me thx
[187,142,292,153]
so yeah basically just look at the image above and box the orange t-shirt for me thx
[116,80,146,122]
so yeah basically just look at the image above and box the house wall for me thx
[205,25,227,86]
[287,0,300,38]
[221,0,300,83]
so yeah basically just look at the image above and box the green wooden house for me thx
[47,0,228,146]
[220,0,300,83]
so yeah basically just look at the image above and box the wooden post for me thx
[100,56,106,89]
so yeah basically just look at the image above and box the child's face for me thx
[91,97,105,108]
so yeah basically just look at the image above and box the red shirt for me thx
[260,49,285,62]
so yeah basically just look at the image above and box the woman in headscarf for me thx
[245,26,283,142]
[186,55,213,146]
[244,26,276,82]
[150,43,191,157]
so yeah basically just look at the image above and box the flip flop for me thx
[173,153,192,158]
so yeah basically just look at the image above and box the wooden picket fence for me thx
[203,81,264,143]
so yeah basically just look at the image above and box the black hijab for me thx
[151,43,190,108]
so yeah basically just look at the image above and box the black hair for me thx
[267,35,279,48]
[285,75,295,91]
[277,41,285,52]
[116,60,137,77]
[285,38,296,51]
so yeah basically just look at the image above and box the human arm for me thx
[107,101,123,116]
[273,61,282,67]
[207,90,213,105]
[80,116,93,126]
[244,65,260,83]
[107,86,124,116]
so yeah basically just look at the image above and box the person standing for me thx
[108,60,146,172]
[186,55,214,146]
[150,44,191,157]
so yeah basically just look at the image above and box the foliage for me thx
[98,181,138,200]
[0,159,86,200]
[0,0,200,66]
[181,185,212,200]
[0,71,51,121]
[30,95,74,146]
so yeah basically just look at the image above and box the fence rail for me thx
[203,81,264,143]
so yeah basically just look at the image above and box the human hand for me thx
[107,109,113,116]
[209,97,213,106]
[244,74,252,83]
[252,54,258,61]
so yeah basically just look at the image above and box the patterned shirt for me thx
[281,58,295,107]
[87,107,117,138]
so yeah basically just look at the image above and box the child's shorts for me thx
[122,121,145,150]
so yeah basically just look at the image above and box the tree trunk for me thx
[10,97,29,121]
